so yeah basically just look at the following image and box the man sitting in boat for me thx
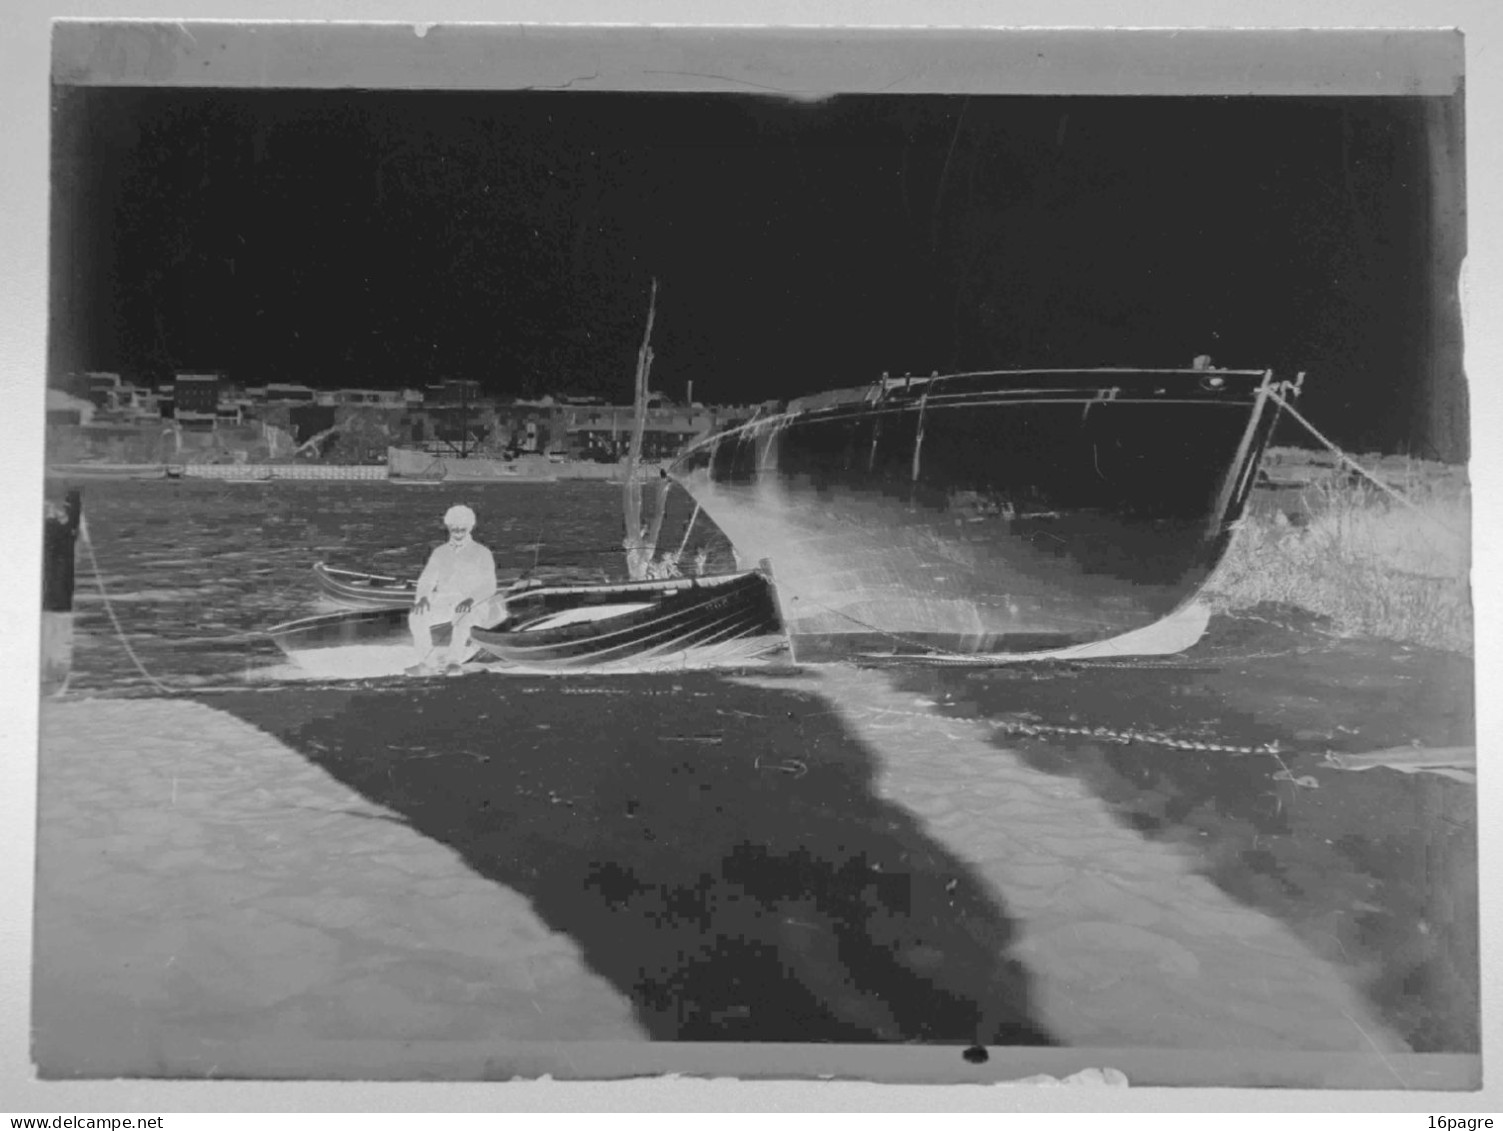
[406,504,500,676]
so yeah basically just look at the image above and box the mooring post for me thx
[43,488,81,612]
[41,487,82,695]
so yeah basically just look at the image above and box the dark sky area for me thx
[49,87,1467,459]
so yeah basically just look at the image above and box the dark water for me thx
[61,477,738,691]
[51,477,1479,1053]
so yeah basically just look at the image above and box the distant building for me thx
[426,379,483,406]
[83,371,122,408]
[173,373,221,430]
[562,404,720,461]
[46,388,96,426]
[328,388,408,408]
[263,383,318,404]
[491,400,565,454]
[287,403,337,445]
[97,381,162,421]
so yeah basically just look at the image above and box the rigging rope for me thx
[1266,387,1468,545]
[675,502,701,559]
[1265,387,1414,507]
[1267,389,1470,548]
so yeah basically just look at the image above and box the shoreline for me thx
[32,640,1475,1083]
[46,459,665,483]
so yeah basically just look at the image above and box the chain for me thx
[990,717,1281,756]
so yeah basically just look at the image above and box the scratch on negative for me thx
[1339,1007,1409,1089]
[642,68,819,99]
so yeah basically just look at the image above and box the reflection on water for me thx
[62,478,740,691]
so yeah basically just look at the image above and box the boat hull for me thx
[470,570,782,669]
[669,368,1292,660]
[313,563,420,609]
[272,570,783,673]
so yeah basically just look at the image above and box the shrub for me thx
[1204,466,1472,654]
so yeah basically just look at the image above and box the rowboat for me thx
[270,568,783,674]
[313,562,419,609]
[669,365,1301,661]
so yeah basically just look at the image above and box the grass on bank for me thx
[1203,461,1472,655]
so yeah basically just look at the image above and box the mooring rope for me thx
[77,517,179,695]
[69,520,308,698]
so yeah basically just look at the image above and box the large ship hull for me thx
[669,368,1296,661]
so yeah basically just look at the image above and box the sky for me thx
[48,87,1467,459]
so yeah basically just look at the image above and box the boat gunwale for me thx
[506,568,762,601]
[312,562,763,602]
[671,367,1280,464]
[316,562,408,586]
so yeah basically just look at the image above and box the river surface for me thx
[48,476,1479,1054]
[63,477,740,691]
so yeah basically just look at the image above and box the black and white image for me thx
[33,23,1477,1088]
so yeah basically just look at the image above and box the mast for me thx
[459,377,470,459]
[623,279,659,580]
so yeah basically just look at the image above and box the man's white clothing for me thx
[408,536,499,666]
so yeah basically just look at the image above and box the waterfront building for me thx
[173,373,221,430]
[263,383,319,404]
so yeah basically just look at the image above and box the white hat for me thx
[444,504,477,529]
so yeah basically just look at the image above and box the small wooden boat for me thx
[471,569,782,670]
[269,569,783,674]
[313,562,420,609]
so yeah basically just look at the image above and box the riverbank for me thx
[1206,448,1472,653]
[45,457,666,483]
